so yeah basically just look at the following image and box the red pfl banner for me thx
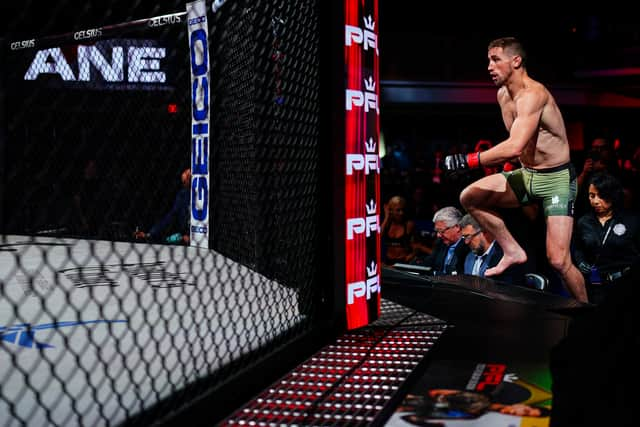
[344,0,380,329]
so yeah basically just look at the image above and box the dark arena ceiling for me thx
[2,5,639,99]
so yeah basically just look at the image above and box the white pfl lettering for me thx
[347,261,380,304]
[346,199,379,240]
[344,15,378,55]
[346,137,379,175]
[345,76,379,114]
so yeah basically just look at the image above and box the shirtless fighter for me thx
[443,37,587,302]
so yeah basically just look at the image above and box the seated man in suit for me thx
[459,214,524,285]
[422,206,469,275]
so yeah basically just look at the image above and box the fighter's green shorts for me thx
[500,162,576,217]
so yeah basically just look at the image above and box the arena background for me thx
[2,3,639,426]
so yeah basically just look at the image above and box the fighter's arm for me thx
[482,91,545,165]
[444,90,545,171]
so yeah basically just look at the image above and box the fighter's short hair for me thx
[488,37,527,68]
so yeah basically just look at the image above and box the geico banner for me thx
[187,0,210,248]
[344,0,380,330]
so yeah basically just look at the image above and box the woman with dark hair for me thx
[381,195,417,265]
[573,172,640,304]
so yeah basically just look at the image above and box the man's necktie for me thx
[472,254,486,276]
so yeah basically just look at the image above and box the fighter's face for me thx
[487,47,513,86]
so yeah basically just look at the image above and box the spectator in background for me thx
[575,137,622,218]
[573,172,640,304]
[422,206,468,275]
[381,196,416,265]
[577,137,620,189]
[135,168,191,245]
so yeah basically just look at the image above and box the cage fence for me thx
[1,1,326,425]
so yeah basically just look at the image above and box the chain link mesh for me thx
[1,1,323,425]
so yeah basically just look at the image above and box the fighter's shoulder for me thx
[521,78,547,94]
[517,84,548,107]
[496,86,510,103]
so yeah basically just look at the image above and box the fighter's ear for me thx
[512,55,523,69]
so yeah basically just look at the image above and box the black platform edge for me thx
[382,266,592,315]
[219,299,450,426]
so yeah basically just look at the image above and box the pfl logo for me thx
[346,137,379,176]
[345,15,378,55]
[345,76,379,114]
[346,199,379,240]
[347,261,380,305]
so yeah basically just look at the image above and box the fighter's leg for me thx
[460,173,527,276]
[545,216,588,302]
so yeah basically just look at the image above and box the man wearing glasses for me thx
[423,207,469,275]
[459,214,523,284]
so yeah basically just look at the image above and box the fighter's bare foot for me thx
[485,249,527,277]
